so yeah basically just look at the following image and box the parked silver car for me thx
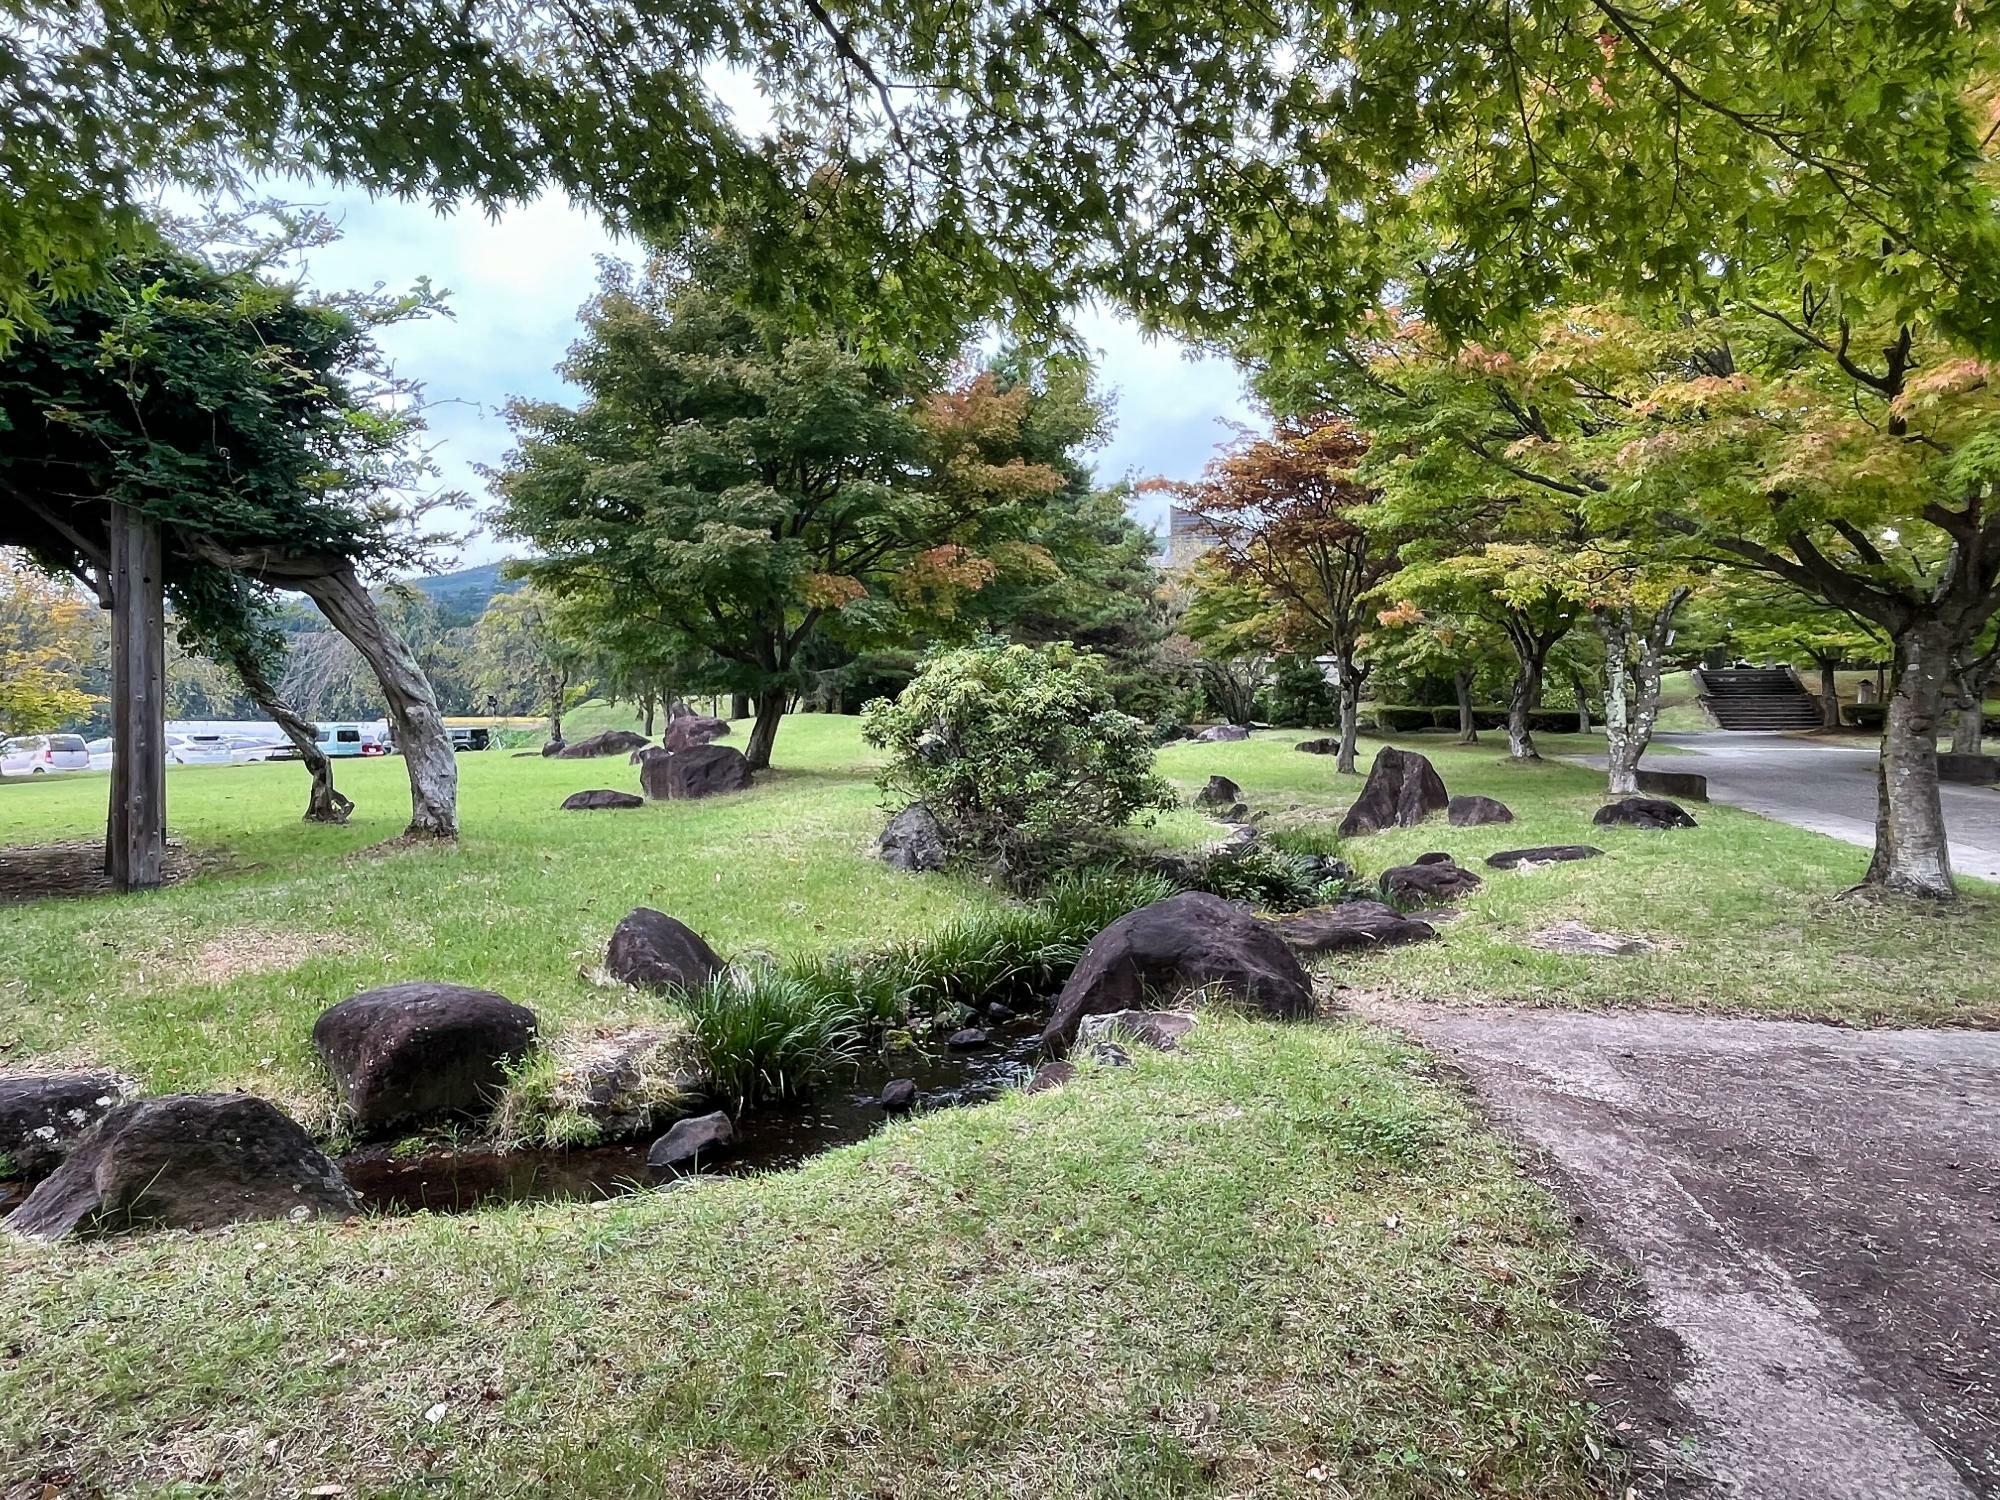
[1,734,92,775]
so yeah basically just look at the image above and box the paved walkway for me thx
[1629,733,2000,882]
[1367,1002,2000,1499]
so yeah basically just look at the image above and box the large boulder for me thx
[561,788,644,811]
[1380,857,1483,907]
[1076,1009,1197,1053]
[313,983,540,1137]
[1448,794,1514,827]
[638,743,755,801]
[1594,796,1698,830]
[1338,746,1449,836]
[0,1072,131,1181]
[647,1110,735,1173]
[539,738,567,757]
[5,1094,358,1241]
[663,714,730,751]
[523,1028,702,1141]
[1196,724,1251,742]
[606,908,725,993]
[1041,891,1315,1051]
[1267,900,1437,954]
[557,729,651,760]
[1295,737,1339,755]
[1195,774,1243,808]
[1485,844,1604,870]
[877,802,947,873]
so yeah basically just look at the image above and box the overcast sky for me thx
[285,189,1257,574]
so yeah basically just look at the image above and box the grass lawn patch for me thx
[0,1017,1626,1499]
[1155,731,2000,1027]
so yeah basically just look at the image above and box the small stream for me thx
[340,1018,1047,1215]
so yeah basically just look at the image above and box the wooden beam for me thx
[107,504,166,890]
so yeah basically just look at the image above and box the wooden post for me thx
[107,504,167,890]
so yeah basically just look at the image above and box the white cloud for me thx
[281,189,1252,568]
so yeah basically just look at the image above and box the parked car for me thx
[314,722,393,758]
[1,734,92,775]
[166,733,234,766]
[228,732,292,764]
[447,726,491,752]
[86,736,114,771]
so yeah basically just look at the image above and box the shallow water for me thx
[341,1017,1046,1215]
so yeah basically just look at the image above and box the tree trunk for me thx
[744,685,788,770]
[231,645,352,824]
[731,692,750,720]
[1948,655,1993,755]
[548,672,567,744]
[640,694,656,739]
[1864,622,1955,899]
[1595,592,1684,797]
[1335,673,1361,774]
[1571,673,1591,734]
[106,505,166,889]
[1505,665,1542,761]
[1454,669,1477,744]
[301,566,459,839]
[1818,657,1842,729]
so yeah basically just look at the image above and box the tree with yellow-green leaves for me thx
[0,554,98,736]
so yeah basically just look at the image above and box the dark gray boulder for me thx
[313,983,539,1137]
[1380,857,1483,907]
[1266,900,1437,954]
[946,1027,989,1051]
[647,1110,735,1172]
[1295,737,1340,755]
[557,729,650,760]
[1448,794,1514,827]
[1042,891,1314,1051]
[663,714,730,751]
[1594,796,1698,830]
[1338,746,1449,836]
[1196,724,1250,742]
[1485,844,1604,870]
[539,738,566,757]
[561,788,645,811]
[877,802,947,873]
[1195,775,1243,808]
[1025,1061,1076,1094]
[639,743,755,800]
[6,1094,358,1241]
[0,1072,130,1181]
[605,908,724,993]
[1076,1010,1197,1052]
[880,1079,919,1114]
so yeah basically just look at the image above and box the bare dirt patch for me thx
[0,839,218,905]
[144,925,351,985]
[1368,999,2000,1499]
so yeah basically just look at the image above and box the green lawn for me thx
[3,713,1996,1496]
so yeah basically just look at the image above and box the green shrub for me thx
[861,639,1174,870]
[1368,705,1435,734]
[1261,655,1338,728]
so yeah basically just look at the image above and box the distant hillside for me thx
[406,560,523,622]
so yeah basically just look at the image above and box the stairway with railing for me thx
[1693,667,1827,730]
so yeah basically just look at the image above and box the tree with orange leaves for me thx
[1149,416,1396,772]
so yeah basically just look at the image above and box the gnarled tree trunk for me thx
[230,645,352,824]
[1453,669,1478,744]
[1865,622,1955,899]
[300,565,458,838]
[1948,651,1994,756]
[1596,590,1687,797]
[1571,672,1591,734]
[106,504,166,889]
[744,684,788,770]
[1816,655,1842,729]
[1505,662,1543,761]
[731,692,751,721]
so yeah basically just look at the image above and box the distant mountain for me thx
[407,560,523,622]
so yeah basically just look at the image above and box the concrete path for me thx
[1367,1002,2000,1499]
[1631,733,2000,882]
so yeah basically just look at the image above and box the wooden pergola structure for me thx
[4,497,458,890]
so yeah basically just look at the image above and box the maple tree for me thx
[1148,417,1394,771]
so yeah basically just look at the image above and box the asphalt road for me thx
[1369,1002,2000,1499]
[1642,733,2000,883]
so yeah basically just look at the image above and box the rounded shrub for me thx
[861,639,1175,870]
